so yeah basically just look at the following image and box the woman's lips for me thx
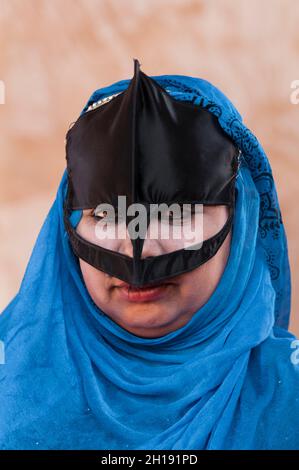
[114,281,173,302]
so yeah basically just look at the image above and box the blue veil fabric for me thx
[0,73,298,450]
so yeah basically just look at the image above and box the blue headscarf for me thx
[0,73,298,450]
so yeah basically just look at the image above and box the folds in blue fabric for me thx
[0,74,298,450]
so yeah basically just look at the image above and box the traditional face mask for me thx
[64,58,240,286]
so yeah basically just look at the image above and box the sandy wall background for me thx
[0,0,298,334]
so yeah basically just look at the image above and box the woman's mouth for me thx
[114,281,174,302]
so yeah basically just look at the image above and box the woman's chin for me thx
[109,304,180,337]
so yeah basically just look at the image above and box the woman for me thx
[0,59,298,450]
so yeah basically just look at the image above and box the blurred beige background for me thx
[0,0,298,334]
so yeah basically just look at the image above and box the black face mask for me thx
[64,58,240,286]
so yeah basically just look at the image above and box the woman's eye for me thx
[158,205,196,224]
[94,210,108,220]
[93,210,123,223]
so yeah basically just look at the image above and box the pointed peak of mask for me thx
[124,57,173,112]
[133,57,141,79]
